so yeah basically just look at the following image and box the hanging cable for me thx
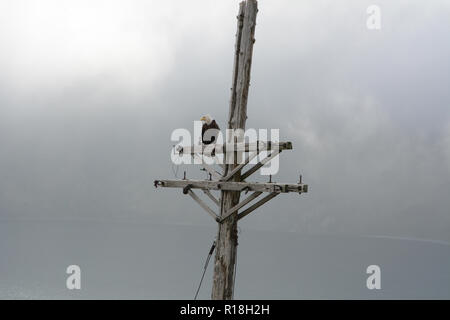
[194,239,216,300]
[171,144,188,179]
[171,161,179,179]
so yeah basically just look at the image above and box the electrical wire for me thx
[194,239,216,300]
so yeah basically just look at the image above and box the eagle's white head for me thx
[200,114,213,125]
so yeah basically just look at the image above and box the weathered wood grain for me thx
[177,141,292,156]
[212,0,258,300]
[156,179,308,194]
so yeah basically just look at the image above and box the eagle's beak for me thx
[200,116,206,121]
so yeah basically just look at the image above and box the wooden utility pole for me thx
[211,0,258,300]
[154,0,308,300]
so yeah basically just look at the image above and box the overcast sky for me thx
[0,0,450,298]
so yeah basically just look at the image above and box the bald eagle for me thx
[200,114,220,145]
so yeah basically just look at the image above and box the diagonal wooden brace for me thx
[202,189,220,207]
[237,192,279,221]
[220,191,263,223]
[194,153,222,180]
[241,149,281,180]
[187,189,221,222]
[221,150,259,181]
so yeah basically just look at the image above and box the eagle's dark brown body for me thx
[202,120,220,145]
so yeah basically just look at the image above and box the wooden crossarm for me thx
[177,141,292,156]
[155,179,308,194]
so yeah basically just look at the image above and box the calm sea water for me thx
[1,220,449,299]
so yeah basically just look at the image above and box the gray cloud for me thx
[1,0,449,234]
[0,0,449,298]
